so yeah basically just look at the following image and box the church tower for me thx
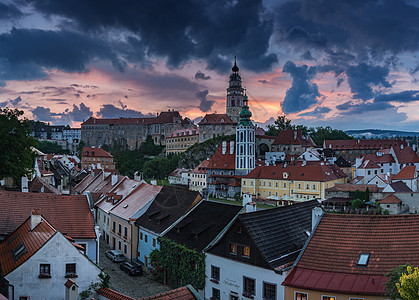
[235,93,255,176]
[226,57,244,123]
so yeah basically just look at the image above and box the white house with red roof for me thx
[391,165,418,191]
[0,210,100,300]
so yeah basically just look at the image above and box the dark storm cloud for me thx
[0,3,24,20]
[336,101,395,115]
[195,71,211,80]
[346,63,391,100]
[281,61,321,114]
[274,0,419,58]
[28,0,276,72]
[196,90,215,113]
[0,96,23,108]
[32,103,93,123]
[0,28,123,81]
[299,106,331,117]
[374,90,419,103]
[97,104,147,119]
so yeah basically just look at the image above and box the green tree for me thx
[385,264,411,299]
[397,265,419,299]
[36,140,69,154]
[265,115,294,136]
[350,198,364,209]
[0,108,37,183]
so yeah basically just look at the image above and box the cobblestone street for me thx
[98,242,170,299]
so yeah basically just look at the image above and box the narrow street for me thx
[99,242,170,299]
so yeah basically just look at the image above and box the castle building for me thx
[198,59,245,143]
[235,93,255,176]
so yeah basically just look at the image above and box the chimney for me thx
[112,174,118,186]
[230,141,234,155]
[21,176,29,193]
[311,206,323,231]
[401,144,404,150]
[31,209,42,230]
[294,130,297,140]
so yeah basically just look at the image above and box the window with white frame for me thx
[295,292,308,300]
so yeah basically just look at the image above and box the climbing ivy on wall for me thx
[149,237,206,290]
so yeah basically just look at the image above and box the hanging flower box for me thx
[65,273,78,278]
[38,273,51,279]
[242,292,254,299]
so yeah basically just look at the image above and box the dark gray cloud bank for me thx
[1,0,419,123]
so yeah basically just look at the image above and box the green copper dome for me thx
[239,94,253,126]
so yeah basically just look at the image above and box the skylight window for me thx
[357,253,370,266]
[12,242,27,261]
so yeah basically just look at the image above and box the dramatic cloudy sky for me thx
[1,0,419,131]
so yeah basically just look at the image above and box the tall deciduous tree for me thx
[0,108,37,183]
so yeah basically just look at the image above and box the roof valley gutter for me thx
[160,198,205,236]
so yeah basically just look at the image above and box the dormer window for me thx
[357,253,370,266]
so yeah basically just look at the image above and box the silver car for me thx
[105,250,126,263]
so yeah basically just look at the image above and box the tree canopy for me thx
[0,108,37,182]
[265,115,353,146]
[36,140,69,155]
[396,265,419,300]
[385,264,411,299]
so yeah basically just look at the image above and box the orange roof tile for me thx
[98,288,136,300]
[392,145,419,163]
[140,286,199,300]
[0,215,56,275]
[393,165,416,180]
[198,113,235,125]
[0,191,96,239]
[243,164,346,182]
[284,213,419,295]
[358,159,380,169]
[206,142,236,170]
[379,195,402,204]
[82,147,113,158]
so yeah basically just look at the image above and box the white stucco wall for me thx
[205,253,288,300]
[7,232,100,300]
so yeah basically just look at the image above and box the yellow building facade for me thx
[241,164,347,200]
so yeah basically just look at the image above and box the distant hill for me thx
[345,129,419,139]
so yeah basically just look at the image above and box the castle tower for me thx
[236,93,255,176]
[226,57,244,123]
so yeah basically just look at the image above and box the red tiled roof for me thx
[284,213,419,295]
[98,288,136,300]
[64,278,78,288]
[392,145,419,164]
[168,168,191,177]
[272,129,316,146]
[283,267,388,296]
[207,142,236,170]
[191,159,210,174]
[0,191,96,239]
[362,153,395,164]
[198,113,235,125]
[29,176,61,194]
[379,195,402,204]
[243,164,346,182]
[82,147,113,158]
[0,215,56,275]
[324,139,406,150]
[168,127,198,138]
[393,165,416,180]
[358,159,380,169]
[140,286,199,300]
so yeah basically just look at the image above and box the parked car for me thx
[120,262,143,276]
[105,250,126,263]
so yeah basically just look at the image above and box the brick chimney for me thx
[31,209,42,230]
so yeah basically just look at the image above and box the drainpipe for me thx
[95,225,100,265]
